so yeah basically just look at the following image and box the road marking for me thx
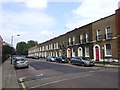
[92,67,99,69]
[19,77,26,80]
[19,78,26,90]
[21,83,26,90]
[90,71,94,72]
[31,74,92,88]
[36,74,43,77]
[31,67,35,70]
[29,66,36,70]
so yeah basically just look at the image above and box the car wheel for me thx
[81,63,84,66]
[71,61,73,65]
[27,65,29,68]
[15,66,18,70]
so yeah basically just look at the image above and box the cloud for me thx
[1,6,56,47]
[25,0,48,9]
[1,0,48,9]
[0,0,83,3]
[66,0,119,30]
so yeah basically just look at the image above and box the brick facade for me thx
[0,36,3,62]
[115,8,120,60]
[28,8,120,62]
[92,14,118,61]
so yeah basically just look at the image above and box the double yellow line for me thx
[19,77,26,90]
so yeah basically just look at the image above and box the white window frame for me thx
[85,33,88,42]
[49,44,51,50]
[73,36,76,45]
[105,26,112,39]
[104,44,112,57]
[56,43,58,49]
[54,43,56,49]
[42,46,44,51]
[69,37,71,45]
[51,44,53,50]
[85,47,90,57]
[97,29,102,41]
[80,35,83,44]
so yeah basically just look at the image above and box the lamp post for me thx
[11,34,20,64]
[102,45,105,66]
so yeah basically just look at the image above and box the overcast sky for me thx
[0,0,119,47]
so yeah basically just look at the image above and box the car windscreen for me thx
[61,57,66,59]
[17,59,26,61]
[82,57,90,61]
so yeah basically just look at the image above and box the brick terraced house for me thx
[0,35,3,62]
[28,7,120,62]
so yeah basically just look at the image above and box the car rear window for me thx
[17,59,26,61]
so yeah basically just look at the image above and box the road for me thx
[15,58,118,89]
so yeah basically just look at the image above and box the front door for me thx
[95,46,99,61]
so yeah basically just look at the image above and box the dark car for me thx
[56,56,68,63]
[32,56,39,59]
[46,56,56,62]
[70,56,94,66]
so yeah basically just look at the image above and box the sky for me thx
[0,0,120,48]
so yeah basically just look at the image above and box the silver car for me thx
[70,57,94,66]
[46,56,56,62]
[14,57,29,69]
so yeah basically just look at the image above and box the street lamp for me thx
[11,34,20,64]
[102,45,105,66]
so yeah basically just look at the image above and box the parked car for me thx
[12,56,21,65]
[32,56,39,59]
[46,56,56,62]
[70,56,94,66]
[14,57,29,69]
[56,56,68,63]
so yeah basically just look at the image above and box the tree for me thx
[2,44,15,62]
[27,40,38,49]
[16,42,28,55]
[16,40,38,56]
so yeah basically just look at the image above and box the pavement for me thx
[2,58,19,89]
[1,58,119,89]
[95,63,119,68]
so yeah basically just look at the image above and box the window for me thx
[46,45,48,50]
[73,36,76,45]
[105,44,112,57]
[56,43,58,49]
[85,47,89,57]
[51,44,53,50]
[54,43,56,49]
[62,42,65,47]
[42,46,44,51]
[72,48,75,57]
[85,33,89,42]
[49,44,51,50]
[80,35,83,44]
[97,29,102,41]
[37,48,39,52]
[40,47,41,51]
[69,38,71,45]
[106,27,112,39]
